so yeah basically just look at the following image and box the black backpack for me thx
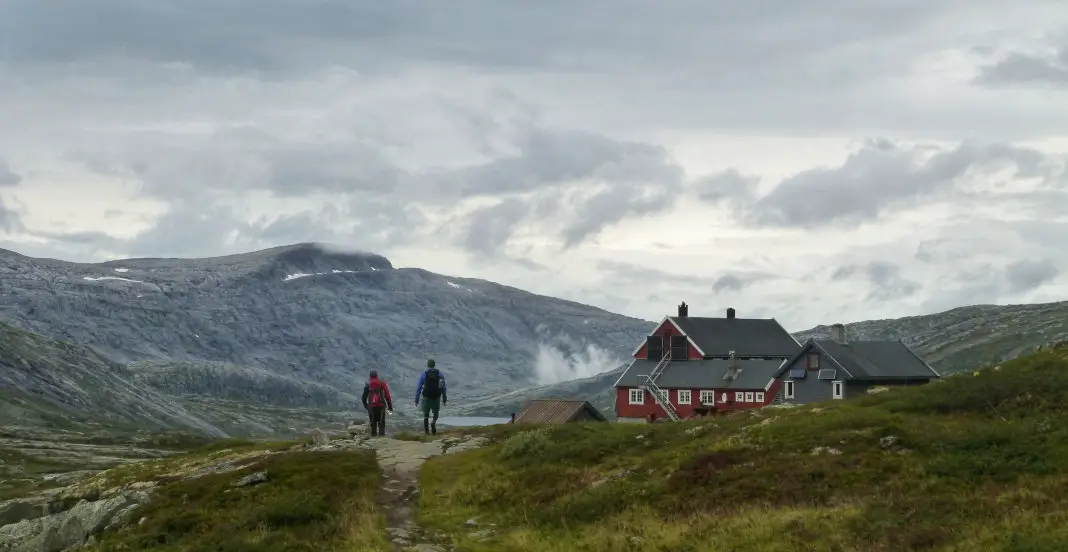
[422,368,442,399]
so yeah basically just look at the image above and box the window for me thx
[807,353,820,369]
[817,368,837,380]
[755,392,764,402]
[646,336,663,361]
[629,388,645,405]
[745,392,754,402]
[700,390,715,404]
[670,335,688,360]
[784,381,795,399]
[677,390,692,405]
[735,392,744,402]
[832,381,844,400]
[787,366,807,379]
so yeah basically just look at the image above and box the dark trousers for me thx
[369,406,386,436]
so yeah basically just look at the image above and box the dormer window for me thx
[670,335,688,360]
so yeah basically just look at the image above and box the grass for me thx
[417,345,1068,551]
[90,439,391,552]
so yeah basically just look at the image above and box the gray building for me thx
[774,323,940,404]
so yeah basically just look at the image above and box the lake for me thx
[435,416,511,427]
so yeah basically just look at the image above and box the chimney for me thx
[677,301,689,317]
[726,307,736,319]
[830,323,846,343]
[723,350,741,381]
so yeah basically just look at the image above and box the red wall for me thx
[615,380,780,419]
[633,320,703,360]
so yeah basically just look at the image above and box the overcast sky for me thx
[1,0,1066,331]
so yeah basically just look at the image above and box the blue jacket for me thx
[415,368,447,402]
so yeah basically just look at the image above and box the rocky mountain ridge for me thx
[0,242,652,434]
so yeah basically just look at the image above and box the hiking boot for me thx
[423,420,430,434]
[431,424,437,434]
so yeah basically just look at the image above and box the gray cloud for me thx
[0,199,20,233]
[693,169,758,205]
[712,271,776,293]
[832,261,921,301]
[974,35,1068,87]
[458,198,530,257]
[1004,258,1060,293]
[700,139,1061,229]
[596,261,709,288]
[0,158,20,186]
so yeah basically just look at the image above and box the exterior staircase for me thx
[638,352,681,422]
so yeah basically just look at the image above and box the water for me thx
[435,416,510,427]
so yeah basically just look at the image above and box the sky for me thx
[0,0,1066,332]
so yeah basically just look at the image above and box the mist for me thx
[532,341,622,385]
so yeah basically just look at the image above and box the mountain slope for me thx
[485,300,1068,418]
[0,322,225,436]
[0,243,653,412]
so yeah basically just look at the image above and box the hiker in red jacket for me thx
[362,370,393,437]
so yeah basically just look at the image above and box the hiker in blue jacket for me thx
[415,358,447,435]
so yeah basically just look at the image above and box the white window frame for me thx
[699,390,715,405]
[832,381,844,400]
[745,392,754,402]
[734,391,744,402]
[629,388,645,405]
[784,381,795,399]
[755,392,764,402]
[677,389,692,405]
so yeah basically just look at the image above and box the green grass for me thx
[91,441,391,552]
[417,345,1068,551]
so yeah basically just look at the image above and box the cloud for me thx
[1,0,1068,334]
[832,261,921,301]
[532,341,622,385]
[0,158,20,186]
[1004,258,1060,293]
[973,34,1068,87]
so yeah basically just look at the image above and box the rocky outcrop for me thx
[0,489,151,552]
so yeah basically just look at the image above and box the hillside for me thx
[416,344,1068,551]
[0,243,652,418]
[0,322,224,437]
[482,300,1068,418]
[5,345,1066,551]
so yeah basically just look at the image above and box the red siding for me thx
[615,381,780,420]
[633,320,702,360]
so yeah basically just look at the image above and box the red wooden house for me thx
[613,302,802,422]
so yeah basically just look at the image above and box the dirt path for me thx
[359,436,487,551]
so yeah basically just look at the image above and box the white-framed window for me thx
[629,388,645,405]
[699,390,715,404]
[832,381,844,400]
[677,390,692,405]
[755,392,764,402]
[784,381,795,399]
[745,392,754,402]
[735,392,744,402]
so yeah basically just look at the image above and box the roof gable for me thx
[776,339,940,380]
[669,316,801,357]
[515,399,607,423]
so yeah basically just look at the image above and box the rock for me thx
[466,517,478,526]
[469,529,494,540]
[810,446,842,456]
[310,429,329,445]
[0,491,146,552]
[408,544,445,552]
[0,499,40,526]
[879,436,899,449]
[232,471,269,487]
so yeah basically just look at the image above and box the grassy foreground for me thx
[418,345,1068,552]
[88,439,390,552]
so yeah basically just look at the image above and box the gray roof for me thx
[615,358,783,390]
[669,316,800,357]
[779,339,940,380]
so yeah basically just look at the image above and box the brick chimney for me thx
[830,323,846,343]
[678,301,689,317]
[726,307,736,319]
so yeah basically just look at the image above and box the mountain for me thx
[0,321,225,437]
[482,300,1068,417]
[0,243,652,420]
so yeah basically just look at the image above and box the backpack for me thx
[367,380,385,408]
[422,368,442,399]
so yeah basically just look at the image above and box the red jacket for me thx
[362,377,393,410]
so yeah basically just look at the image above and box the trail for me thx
[359,436,488,551]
